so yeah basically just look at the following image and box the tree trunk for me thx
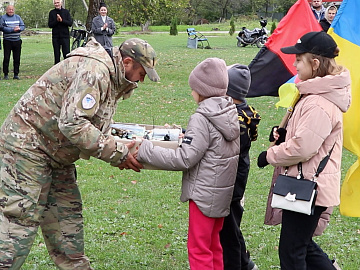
[86,0,100,30]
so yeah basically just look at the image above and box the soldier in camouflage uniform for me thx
[0,37,160,269]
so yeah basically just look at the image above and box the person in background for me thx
[48,0,73,64]
[219,64,261,270]
[0,5,25,80]
[310,0,326,22]
[257,31,351,270]
[320,4,338,32]
[136,57,240,270]
[0,37,159,269]
[91,2,116,55]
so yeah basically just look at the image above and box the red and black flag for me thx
[247,0,322,97]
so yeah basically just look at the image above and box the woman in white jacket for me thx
[257,31,351,269]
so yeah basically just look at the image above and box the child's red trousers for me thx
[187,200,224,270]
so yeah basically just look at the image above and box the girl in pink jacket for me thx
[257,31,351,269]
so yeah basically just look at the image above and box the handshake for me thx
[257,126,287,168]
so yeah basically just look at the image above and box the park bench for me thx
[186,28,211,49]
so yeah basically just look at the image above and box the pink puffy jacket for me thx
[266,70,351,207]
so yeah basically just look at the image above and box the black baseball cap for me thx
[281,31,338,58]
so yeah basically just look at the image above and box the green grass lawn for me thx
[1,31,359,269]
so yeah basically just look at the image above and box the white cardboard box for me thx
[112,123,182,170]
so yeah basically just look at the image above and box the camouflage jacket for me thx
[0,38,137,167]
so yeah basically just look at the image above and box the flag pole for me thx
[269,90,300,147]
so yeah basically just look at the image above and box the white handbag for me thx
[271,145,334,215]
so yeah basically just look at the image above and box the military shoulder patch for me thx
[182,136,193,145]
[82,94,96,110]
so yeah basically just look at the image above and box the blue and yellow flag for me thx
[328,0,360,217]
[275,75,300,109]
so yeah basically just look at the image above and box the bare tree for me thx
[81,0,89,12]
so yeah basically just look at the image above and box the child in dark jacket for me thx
[136,58,240,270]
[220,64,261,270]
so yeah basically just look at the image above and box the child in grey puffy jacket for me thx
[136,57,240,270]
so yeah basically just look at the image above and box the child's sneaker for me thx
[248,259,259,270]
[332,259,341,270]
[247,251,259,270]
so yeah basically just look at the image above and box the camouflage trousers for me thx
[0,147,92,269]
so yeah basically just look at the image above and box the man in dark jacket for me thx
[310,0,326,22]
[48,0,73,64]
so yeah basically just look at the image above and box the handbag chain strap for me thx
[285,143,335,181]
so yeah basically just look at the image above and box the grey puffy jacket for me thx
[138,96,240,217]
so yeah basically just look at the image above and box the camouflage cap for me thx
[120,38,160,82]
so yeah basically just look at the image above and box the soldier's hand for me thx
[118,141,143,172]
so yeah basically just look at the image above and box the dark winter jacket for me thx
[233,102,261,201]
[48,8,73,38]
[320,18,331,32]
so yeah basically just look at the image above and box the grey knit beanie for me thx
[188,58,228,98]
[227,64,251,101]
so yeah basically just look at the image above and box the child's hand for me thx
[275,128,287,145]
[269,126,279,142]
[269,126,286,145]
[257,151,269,168]
[179,128,186,139]
[132,139,145,160]
[133,149,138,160]
[118,140,143,172]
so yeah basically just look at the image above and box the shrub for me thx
[229,16,235,36]
[271,21,277,34]
[170,18,178,36]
